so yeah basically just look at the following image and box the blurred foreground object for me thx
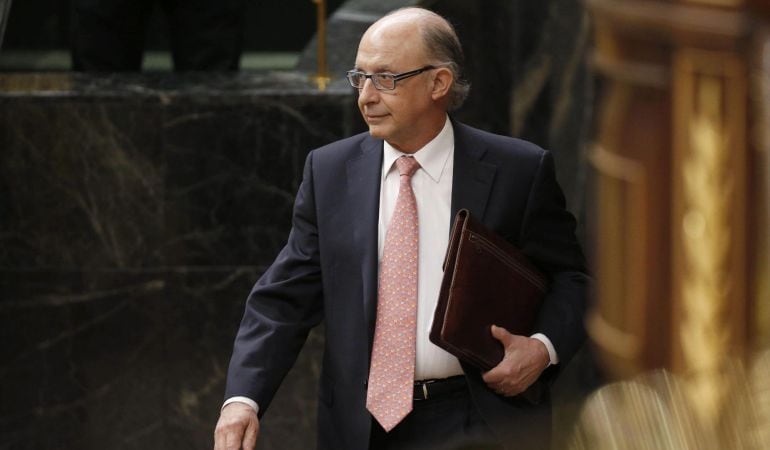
[584,0,770,445]
[571,350,770,450]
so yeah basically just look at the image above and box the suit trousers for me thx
[71,0,246,71]
[368,385,502,450]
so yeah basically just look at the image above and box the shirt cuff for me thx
[530,333,559,366]
[223,396,259,415]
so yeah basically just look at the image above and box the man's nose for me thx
[358,78,380,103]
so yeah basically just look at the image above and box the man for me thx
[214,7,587,450]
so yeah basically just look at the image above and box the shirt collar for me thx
[382,116,454,183]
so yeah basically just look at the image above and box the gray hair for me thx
[381,8,471,111]
[420,17,470,111]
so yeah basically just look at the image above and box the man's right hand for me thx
[214,402,260,450]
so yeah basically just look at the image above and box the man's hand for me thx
[482,325,550,397]
[214,402,260,450]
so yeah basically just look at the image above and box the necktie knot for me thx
[396,156,420,178]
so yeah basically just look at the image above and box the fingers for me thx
[242,417,260,450]
[215,420,245,450]
[482,335,550,397]
[484,368,527,397]
[214,403,259,450]
[490,325,514,346]
[482,362,505,384]
[225,431,241,450]
[482,351,517,391]
[214,423,229,450]
[216,420,246,450]
[482,361,522,396]
[483,326,519,385]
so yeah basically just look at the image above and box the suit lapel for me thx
[346,136,382,351]
[451,122,497,222]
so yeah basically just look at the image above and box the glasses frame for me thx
[346,65,437,91]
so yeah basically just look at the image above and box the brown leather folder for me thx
[430,209,548,371]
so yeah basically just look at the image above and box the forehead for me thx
[354,20,425,71]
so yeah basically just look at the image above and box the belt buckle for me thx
[419,379,435,400]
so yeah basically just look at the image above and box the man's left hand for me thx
[482,325,550,397]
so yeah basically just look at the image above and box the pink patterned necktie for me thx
[367,155,421,432]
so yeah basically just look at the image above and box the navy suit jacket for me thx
[225,121,588,450]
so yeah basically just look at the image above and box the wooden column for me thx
[585,0,769,390]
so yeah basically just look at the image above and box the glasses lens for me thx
[373,74,395,90]
[347,71,363,88]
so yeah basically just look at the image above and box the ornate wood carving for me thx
[586,0,767,380]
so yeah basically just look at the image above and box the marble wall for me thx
[0,72,361,450]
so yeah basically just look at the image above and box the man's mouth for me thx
[366,113,387,121]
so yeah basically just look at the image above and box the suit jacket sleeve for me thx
[224,150,324,417]
[519,151,588,369]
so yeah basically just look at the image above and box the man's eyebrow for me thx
[352,64,393,73]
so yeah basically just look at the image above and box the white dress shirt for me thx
[378,116,462,380]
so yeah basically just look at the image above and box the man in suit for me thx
[214,7,587,450]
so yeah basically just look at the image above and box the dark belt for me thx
[413,375,467,401]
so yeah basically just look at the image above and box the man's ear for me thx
[430,67,454,101]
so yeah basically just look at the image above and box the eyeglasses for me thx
[346,65,437,91]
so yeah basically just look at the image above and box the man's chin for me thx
[366,125,387,139]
